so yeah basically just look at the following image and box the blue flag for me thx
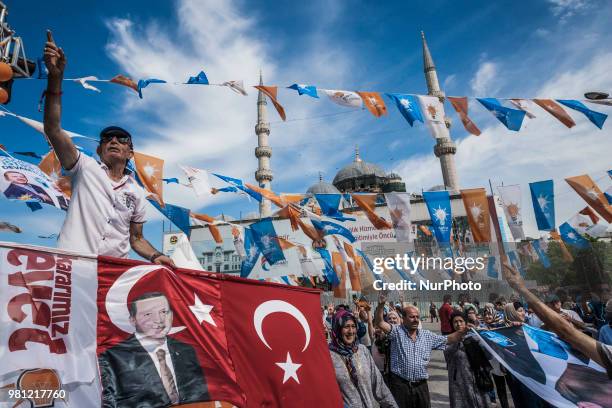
[507,250,526,277]
[423,191,452,243]
[287,84,319,98]
[186,70,210,85]
[315,248,340,286]
[148,199,191,237]
[26,202,43,212]
[240,227,262,278]
[529,180,555,231]
[385,93,423,126]
[137,78,167,99]
[37,58,48,80]
[557,99,607,129]
[250,218,286,265]
[477,98,526,131]
[310,218,356,243]
[486,256,498,279]
[532,239,551,268]
[163,178,179,184]
[212,173,262,201]
[559,222,590,249]
[314,194,355,222]
[608,170,612,180]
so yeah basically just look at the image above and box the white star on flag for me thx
[585,188,599,200]
[567,232,576,240]
[323,225,335,232]
[537,194,549,211]
[469,203,482,220]
[189,294,216,327]
[143,163,157,177]
[275,352,302,384]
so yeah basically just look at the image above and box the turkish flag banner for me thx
[223,280,342,408]
[97,257,245,408]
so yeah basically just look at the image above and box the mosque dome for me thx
[333,148,386,185]
[306,178,341,195]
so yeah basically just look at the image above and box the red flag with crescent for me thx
[223,279,342,408]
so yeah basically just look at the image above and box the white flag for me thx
[74,76,101,93]
[170,233,205,270]
[384,192,413,242]
[180,165,211,197]
[322,89,363,108]
[221,80,248,96]
[416,95,449,139]
[568,208,609,238]
[497,184,525,240]
[509,99,536,119]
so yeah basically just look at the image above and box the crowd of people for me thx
[323,263,612,408]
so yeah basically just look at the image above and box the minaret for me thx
[255,71,273,217]
[422,31,459,192]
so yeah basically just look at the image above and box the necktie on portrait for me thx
[156,348,180,404]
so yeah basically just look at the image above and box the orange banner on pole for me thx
[254,85,286,121]
[565,174,612,223]
[461,188,491,243]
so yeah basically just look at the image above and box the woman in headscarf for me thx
[444,311,491,408]
[503,302,526,326]
[329,310,398,408]
[482,303,504,329]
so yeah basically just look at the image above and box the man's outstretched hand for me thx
[502,260,525,291]
[153,254,176,268]
[44,30,66,78]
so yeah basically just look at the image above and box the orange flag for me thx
[351,194,392,229]
[244,183,284,207]
[253,85,286,121]
[133,151,165,204]
[110,74,138,93]
[448,97,481,136]
[276,204,302,231]
[565,174,612,223]
[460,188,491,242]
[419,225,432,236]
[579,206,600,224]
[550,230,574,262]
[38,150,72,197]
[343,242,362,292]
[280,193,305,205]
[331,251,347,298]
[190,212,223,243]
[356,92,387,117]
[533,99,575,128]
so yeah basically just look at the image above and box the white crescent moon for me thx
[253,300,311,352]
[105,264,186,335]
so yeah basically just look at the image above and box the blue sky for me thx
[1,0,611,254]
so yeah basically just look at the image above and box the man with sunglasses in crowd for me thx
[42,30,174,267]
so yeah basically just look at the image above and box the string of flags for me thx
[24,63,610,133]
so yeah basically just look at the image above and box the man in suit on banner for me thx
[99,292,208,407]
[3,171,54,205]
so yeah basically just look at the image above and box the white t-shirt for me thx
[57,154,147,257]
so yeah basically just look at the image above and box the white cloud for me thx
[547,0,590,22]
[394,51,612,238]
[443,74,457,91]
[470,62,498,96]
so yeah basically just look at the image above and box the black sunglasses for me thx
[100,134,132,145]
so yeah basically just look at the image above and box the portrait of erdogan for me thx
[99,292,209,407]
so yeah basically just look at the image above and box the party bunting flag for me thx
[423,190,452,243]
[532,99,575,128]
[460,188,491,243]
[253,85,286,121]
[509,99,536,119]
[356,92,388,117]
[73,76,101,92]
[557,99,607,129]
[190,212,223,243]
[309,217,357,243]
[186,71,210,85]
[275,204,302,232]
[559,222,590,249]
[314,194,355,222]
[221,80,248,96]
[137,78,166,99]
[36,57,48,79]
[250,218,286,265]
[240,227,262,278]
[567,207,609,238]
[38,150,72,198]
[342,241,362,292]
[448,96,481,136]
[477,98,526,131]
[110,74,138,93]
[384,192,412,242]
[331,251,348,298]
[133,151,165,204]
[565,174,612,223]
[385,93,423,126]
[606,185,612,205]
[148,199,191,236]
[288,84,319,98]
[315,248,341,286]
[322,89,363,108]
[351,194,392,229]
[529,180,555,231]
[162,177,179,184]
[497,184,525,240]
[180,165,211,197]
[419,224,432,237]
[531,238,551,268]
[608,170,612,180]
[416,95,450,138]
[550,230,574,262]
[244,183,284,207]
[213,173,262,201]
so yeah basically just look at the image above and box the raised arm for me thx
[43,30,78,170]
[502,262,605,368]
[374,294,392,334]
